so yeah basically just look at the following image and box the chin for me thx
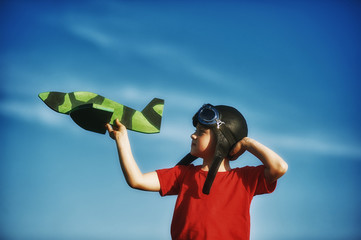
[190,149,200,158]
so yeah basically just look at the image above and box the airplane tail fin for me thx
[141,98,164,132]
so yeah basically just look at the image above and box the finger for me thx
[115,118,122,127]
[106,124,115,139]
[115,119,127,132]
[230,141,242,156]
[106,123,113,132]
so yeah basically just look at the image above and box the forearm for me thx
[114,133,160,191]
[243,137,288,183]
[115,134,143,188]
[106,120,160,191]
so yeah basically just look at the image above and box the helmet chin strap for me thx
[176,153,198,166]
[202,155,224,194]
[202,130,231,194]
[176,130,231,195]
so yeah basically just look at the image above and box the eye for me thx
[197,129,206,135]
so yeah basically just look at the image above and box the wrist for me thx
[115,132,128,142]
[241,137,253,150]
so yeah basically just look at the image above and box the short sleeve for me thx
[241,165,277,196]
[156,165,188,196]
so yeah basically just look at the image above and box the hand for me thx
[106,119,128,140]
[228,137,251,161]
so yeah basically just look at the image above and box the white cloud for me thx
[0,100,69,127]
[259,132,361,158]
[137,42,230,86]
[64,20,234,88]
[0,97,83,135]
[68,24,114,48]
[158,122,191,144]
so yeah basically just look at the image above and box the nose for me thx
[191,133,197,140]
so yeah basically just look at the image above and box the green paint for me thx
[102,98,120,110]
[93,104,114,112]
[110,105,124,124]
[153,104,164,116]
[58,94,72,113]
[38,92,50,101]
[74,92,98,102]
[132,111,158,133]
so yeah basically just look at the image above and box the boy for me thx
[106,104,287,240]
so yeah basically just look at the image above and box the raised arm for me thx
[230,137,288,183]
[106,119,160,192]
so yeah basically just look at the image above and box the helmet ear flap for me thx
[202,130,231,194]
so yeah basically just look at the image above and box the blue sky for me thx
[1,0,360,239]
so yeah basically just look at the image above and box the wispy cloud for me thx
[138,43,229,85]
[0,100,70,127]
[67,24,114,48]
[64,20,234,88]
[259,132,361,159]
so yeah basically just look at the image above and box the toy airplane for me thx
[38,91,164,134]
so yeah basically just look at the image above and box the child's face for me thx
[190,124,216,159]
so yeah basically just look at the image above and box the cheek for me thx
[205,137,216,154]
[197,136,209,150]
[203,140,214,152]
[193,136,214,155]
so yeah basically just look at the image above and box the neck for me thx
[201,157,231,172]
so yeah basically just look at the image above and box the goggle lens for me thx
[196,104,224,128]
[199,108,217,123]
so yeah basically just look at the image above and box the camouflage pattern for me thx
[38,91,164,134]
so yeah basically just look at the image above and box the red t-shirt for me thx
[156,164,276,240]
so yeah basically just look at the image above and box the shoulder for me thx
[237,165,265,171]
[234,165,277,195]
[176,164,202,171]
[156,164,199,177]
[231,165,265,177]
[156,164,200,196]
[173,164,199,172]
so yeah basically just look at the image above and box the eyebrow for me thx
[197,125,209,131]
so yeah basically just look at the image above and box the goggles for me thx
[194,104,225,129]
